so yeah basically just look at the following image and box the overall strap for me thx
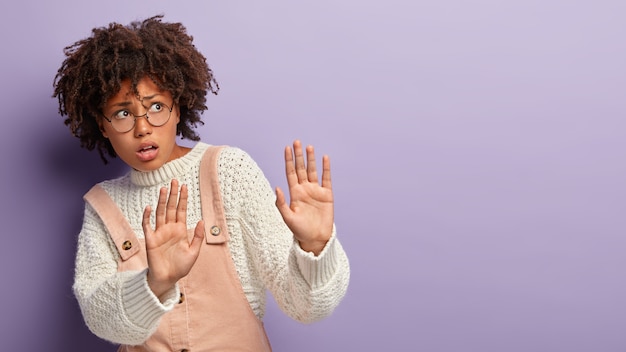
[83,185,140,261]
[83,144,229,260]
[199,145,230,244]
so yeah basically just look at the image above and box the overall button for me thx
[122,240,132,250]
[210,225,221,236]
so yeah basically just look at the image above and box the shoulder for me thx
[100,174,132,195]
[84,174,131,198]
[214,146,264,178]
[196,143,255,168]
[213,146,273,203]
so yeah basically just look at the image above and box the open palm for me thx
[275,140,334,255]
[143,180,204,298]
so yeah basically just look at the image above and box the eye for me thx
[148,102,164,113]
[113,110,131,120]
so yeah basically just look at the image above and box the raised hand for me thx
[275,140,334,255]
[143,179,205,299]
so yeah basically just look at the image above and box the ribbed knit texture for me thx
[73,143,350,345]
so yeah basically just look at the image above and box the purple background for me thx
[1,1,625,351]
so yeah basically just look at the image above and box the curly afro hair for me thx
[53,15,219,163]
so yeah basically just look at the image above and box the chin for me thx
[128,159,165,172]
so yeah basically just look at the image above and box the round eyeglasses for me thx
[102,101,174,133]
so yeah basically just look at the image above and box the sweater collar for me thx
[129,142,208,186]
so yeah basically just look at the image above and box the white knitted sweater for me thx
[73,142,350,345]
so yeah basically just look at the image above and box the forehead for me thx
[107,77,170,104]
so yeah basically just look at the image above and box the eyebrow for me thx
[139,94,162,102]
[107,94,164,109]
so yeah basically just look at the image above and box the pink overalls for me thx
[84,146,272,352]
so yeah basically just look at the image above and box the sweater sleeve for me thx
[72,203,180,345]
[218,147,350,323]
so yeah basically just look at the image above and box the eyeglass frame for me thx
[101,100,175,133]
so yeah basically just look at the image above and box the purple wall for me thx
[1,1,625,351]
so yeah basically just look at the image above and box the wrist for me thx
[298,239,328,256]
[147,271,176,301]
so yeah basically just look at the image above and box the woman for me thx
[53,15,350,351]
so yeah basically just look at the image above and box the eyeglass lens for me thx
[109,102,172,132]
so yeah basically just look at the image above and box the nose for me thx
[133,115,153,137]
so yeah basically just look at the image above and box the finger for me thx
[292,140,308,183]
[142,205,154,238]
[155,187,168,227]
[306,144,318,183]
[284,145,298,189]
[190,220,205,254]
[321,154,332,189]
[275,187,293,222]
[177,184,188,224]
[275,186,286,209]
[166,179,179,222]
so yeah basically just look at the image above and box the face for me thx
[99,76,188,172]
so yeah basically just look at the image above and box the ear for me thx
[97,119,109,138]
[174,104,181,124]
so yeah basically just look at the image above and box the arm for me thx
[220,146,350,323]
[74,180,204,344]
[73,204,180,345]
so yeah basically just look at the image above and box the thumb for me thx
[189,220,205,255]
[275,187,289,215]
[275,187,295,227]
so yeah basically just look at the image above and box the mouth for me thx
[138,144,157,153]
[136,143,159,161]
